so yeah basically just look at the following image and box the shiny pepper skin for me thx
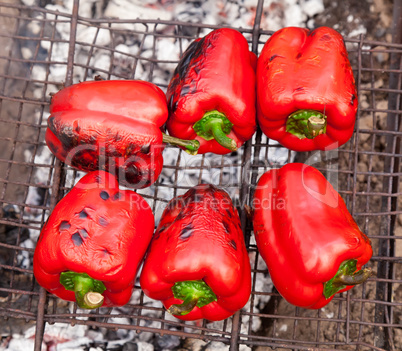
[33,171,155,308]
[257,26,358,151]
[166,28,257,154]
[140,184,252,321]
[46,80,168,189]
[253,163,373,309]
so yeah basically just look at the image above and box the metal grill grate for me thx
[0,0,401,350]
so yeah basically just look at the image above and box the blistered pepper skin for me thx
[46,80,167,188]
[253,163,373,309]
[33,171,155,307]
[166,28,257,154]
[257,27,358,151]
[140,184,251,321]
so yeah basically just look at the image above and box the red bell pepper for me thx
[256,26,358,151]
[166,28,257,154]
[46,79,199,189]
[252,163,373,309]
[33,171,155,309]
[140,184,251,321]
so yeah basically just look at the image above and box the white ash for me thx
[104,0,173,32]
[347,24,367,38]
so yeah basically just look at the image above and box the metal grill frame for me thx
[0,0,401,350]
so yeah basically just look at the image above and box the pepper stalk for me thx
[286,109,327,139]
[193,110,238,152]
[168,280,217,316]
[323,260,373,299]
[162,133,200,155]
[60,271,106,309]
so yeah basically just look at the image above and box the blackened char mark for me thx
[107,147,122,158]
[124,162,141,186]
[79,228,89,238]
[94,174,103,184]
[296,53,302,59]
[71,150,99,171]
[71,232,83,246]
[115,132,122,141]
[98,217,109,227]
[158,222,172,234]
[223,220,231,234]
[153,222,171,241]
[89,134,98,144]
[47,116,56,133]
[168,95,178,113]
[79,209,88,218]
[112,192,122,201]
[59,221,71,231]
[168,37,206,113]
[100,191,109,200]
[175,210,187,222]
[350,94,356,106]
[229,239,237,251]
[225,208,233,219]
[320,33,332,42]
[175,37,206,81]
[180,85,191,97]
[180,83,199,98]
[179,222,194,240]
[269,54,280,62]
[58,128,77,150]
[308,30,316,37]
[141,144,151,154]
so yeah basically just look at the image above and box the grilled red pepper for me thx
[46,80,199,188]
[252,163,373,309]
[33,171,155,309]
[140,184,251,321]
[166,28,257,154]
[257,26,358,151]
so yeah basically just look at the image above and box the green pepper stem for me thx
[168,296,199,316]
[332,268,373,287]
[60,271,106,309]
[286,109,327,139]
[308,116,326,137]
[168,280,217,316]
[162,133,200,155]
[193,110,237,151]
[323,260,373,299]
[208,119,237,151]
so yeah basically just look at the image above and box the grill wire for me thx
[0,0,401,350]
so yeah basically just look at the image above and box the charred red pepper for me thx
[33,171,155,309]
[252,163,373,309]
[46,80,199,188]
[140,184,251,321]
[257,26,358,151]
[166,28,257,154]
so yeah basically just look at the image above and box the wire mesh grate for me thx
[0,0,400,350]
